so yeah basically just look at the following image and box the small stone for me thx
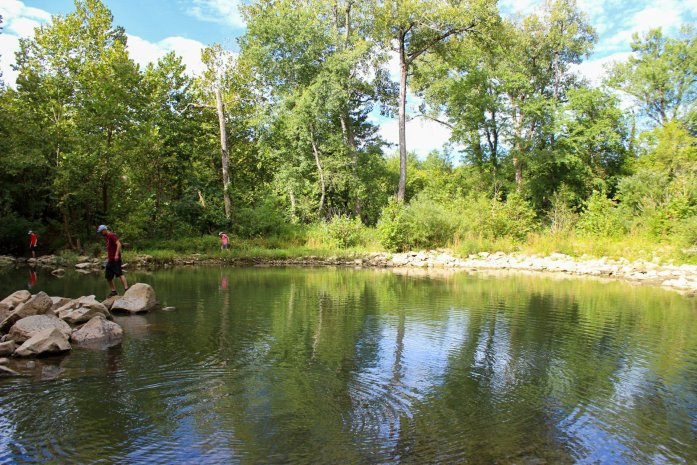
[0,365,20,376]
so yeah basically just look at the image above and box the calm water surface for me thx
[0,266,696,464]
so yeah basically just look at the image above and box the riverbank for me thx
[2,249,696,296]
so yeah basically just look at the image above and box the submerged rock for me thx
[111,283,157,314]
[0,365,20,376]
[14,328,71,357]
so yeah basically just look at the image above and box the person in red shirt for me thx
[28,230,38,258]
[98,225,129,297]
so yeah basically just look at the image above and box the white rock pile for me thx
[0,283,159,372]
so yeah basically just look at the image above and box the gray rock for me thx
[50,297,73,313]
[161,306,176,311]
[101,295,120,310]
[59,306,110,325]
[14,328,71,357]
[8,315,72,343]
[70,315,123,347]
[0,340,16,356]
[0,303,10,322]
[0,292,53,333]
[51,268,66,276]
[74,262,92,269]
[111,283,157,314]
[57,295,110,324]
[0,357,8,365]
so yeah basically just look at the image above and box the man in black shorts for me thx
[98,225,129,296]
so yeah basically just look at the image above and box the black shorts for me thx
[30,245,36,251]
[105,259,123,280]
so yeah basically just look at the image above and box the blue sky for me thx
[1,0,695,155]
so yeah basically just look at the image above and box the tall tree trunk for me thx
[340,113,361,216]
[216,88,231,219]
[397,32,408,202]
[513,103,524,192]
[102,128,112,216]
[310,129,326,218]
[289,189,297,220]
[62,208,76,250]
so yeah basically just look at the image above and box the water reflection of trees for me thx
[1,268,696,463]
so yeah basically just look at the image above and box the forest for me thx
[0,0,695,261]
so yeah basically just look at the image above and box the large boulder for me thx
[8,315,72,343]
[14,328,71,357]
[70,316,123,347]
[0,292,53,333]
[1,290,31,309]
[111,283,157,314]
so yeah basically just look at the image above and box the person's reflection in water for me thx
[220,275,229,290]
[28,267,38,289]
[106,345,123,378]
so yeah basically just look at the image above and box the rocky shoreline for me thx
[1,250,696,295]
[0,283,160,377]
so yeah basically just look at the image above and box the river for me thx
[0,266,696,464]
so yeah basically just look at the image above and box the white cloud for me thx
[127,34,207,76]
[572,51,631,86]
[6,17,41,37]
[499,0,540,16]
[0,0,210,85]
[0,33,20,84]
[0,0,50,21]
[379,116,453,157]
[599,3,684,52]
[186,0,246,28]
[0,1,50,86]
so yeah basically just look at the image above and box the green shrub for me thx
[326,215,365,248]
[377,199,410,252]
[0,212,33,255]
[576,191,625,237]
[677,215,697,247]
[457,192,537,242]
[377,195,458,252]
[233,198,294,239]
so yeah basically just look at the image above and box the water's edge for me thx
[4,250,697,296]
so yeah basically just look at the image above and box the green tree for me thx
[608,26,697,129]
[370,0,497,201]
[13,0,140,247]
[241,0,386,222]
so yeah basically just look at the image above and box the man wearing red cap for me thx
[98,225,129,296]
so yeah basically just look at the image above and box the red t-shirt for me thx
[29,233,37,246]
[106,232,120,260]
